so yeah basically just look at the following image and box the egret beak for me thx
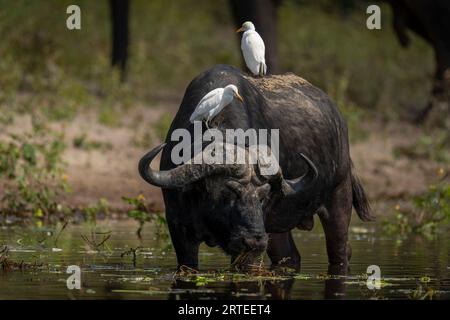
[236,27,244,33]
[236,93,244,103]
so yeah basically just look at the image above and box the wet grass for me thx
[0,245,44,272]
[383,171,450,237]
[81,229,112,252]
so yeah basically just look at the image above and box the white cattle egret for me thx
[236,21,267,76]
[189,84,243,129]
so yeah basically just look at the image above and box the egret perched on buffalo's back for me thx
[236,21,267,77]
[189,84,244,129]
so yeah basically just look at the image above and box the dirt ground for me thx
[3,104,447,215]
[60,105,168,212]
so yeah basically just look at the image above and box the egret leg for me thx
[205,116,213,131]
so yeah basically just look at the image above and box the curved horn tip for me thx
[299,153,318,179]
[138,143,167,184]
[139,143,166,165]
[156,143,167,153]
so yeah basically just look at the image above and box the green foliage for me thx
[98,107,123,127]
[0,0,444,231]
[279,2,433,115]
[394,129,450,163]
[0,117,69,219]
[154,113,173,142]
[407,284,436,300]
[132,130,154,149]
[0,110,14,126]
[81,198,110,223]
[0,0,238,116]
[122,194,167,239]
[328,72,369,142]
[0,0,433,118]
[383,174,450,237]
[73,133,113,151]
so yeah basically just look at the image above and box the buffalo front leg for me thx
[266,231,301,272]
[168,222,200,271]
[319,175,352,275]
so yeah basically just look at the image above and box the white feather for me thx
[189,85,238,124]
[241,30,266,76]
[189,88,224,123]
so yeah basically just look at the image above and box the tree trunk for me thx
[110,0,130,81]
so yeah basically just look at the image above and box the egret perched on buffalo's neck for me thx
[236,21,267,77]
[189,84,244,130]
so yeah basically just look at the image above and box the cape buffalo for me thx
[139,64,373,273]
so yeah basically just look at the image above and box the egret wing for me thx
[189,88,223,122]
[241,31,266,75]
[245,31,265,62]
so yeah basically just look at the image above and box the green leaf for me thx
[22,143,37,165]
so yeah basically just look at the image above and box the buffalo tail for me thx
[351,169,375,222]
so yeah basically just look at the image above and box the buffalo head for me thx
[138,143,318,263]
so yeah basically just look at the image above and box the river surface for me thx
[0,218,449,300]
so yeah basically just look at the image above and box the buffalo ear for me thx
[226,180,244,195]
[256,183,271,201]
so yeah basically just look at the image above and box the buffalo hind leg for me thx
[319,175,352,275]
[267,231,301,272]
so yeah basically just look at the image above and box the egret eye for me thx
[189,84,243,130]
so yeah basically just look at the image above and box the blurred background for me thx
[0,0,448,235]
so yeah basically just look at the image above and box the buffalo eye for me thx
[256,183,271,201]
[225,180,244,196]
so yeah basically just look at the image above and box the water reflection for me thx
[169,278,296,299]
[169,276,350,300]
[0,219,449,299]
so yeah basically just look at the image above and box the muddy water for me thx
[0,218,449,300]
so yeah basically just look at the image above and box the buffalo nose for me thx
[243,234,267,251]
